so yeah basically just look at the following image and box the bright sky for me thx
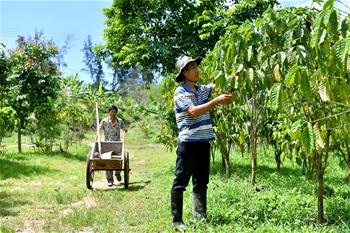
[0,0,349,84]
[0,0,112,84]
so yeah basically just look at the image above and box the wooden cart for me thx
[86,140,129,189]
[86,102,129,190]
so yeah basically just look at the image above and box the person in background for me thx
[100,105,128,187]
[170,55,232,231]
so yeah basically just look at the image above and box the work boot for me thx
[192,191,207,222]
[171,191,186,231]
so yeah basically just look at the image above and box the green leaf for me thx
[291,119,302,133]
[313,124,325,150]
[302,122,314,155]
[214,71,223,81]
[234,64,244,76]
[318,76,330,102]
[270,83,281,111]
[300,69,311,97]
[284,65,299,87]
[322,0,335,11]
[318,29,327,45]
[328,10,338,35]
[335,36,350,64]
[247,46,253,63]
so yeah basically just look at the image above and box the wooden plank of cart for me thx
[86,102,130,189]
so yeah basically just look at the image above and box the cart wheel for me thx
[124,152,129,188]
[86,156,94,189]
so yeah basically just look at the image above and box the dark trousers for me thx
[171,141,210,193]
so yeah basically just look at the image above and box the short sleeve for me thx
[174,93,193,112]
[207,83,214,96]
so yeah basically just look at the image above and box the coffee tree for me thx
[199,0,349,223]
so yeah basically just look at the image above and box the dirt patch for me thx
[137,160,146,165]
[61,196,97,217]
[78,227,94,233]
[19,219,45,233]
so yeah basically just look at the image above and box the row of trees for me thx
[1,0,349,223]
[0,35,148,153]
[158,0,350,223]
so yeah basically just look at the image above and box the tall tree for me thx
[6,34,61,152]
[102,0,277,77]
[0,44,16,146]
[0,43,8,100]
[82,35,105,88]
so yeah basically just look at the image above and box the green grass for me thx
[1,129,350,232]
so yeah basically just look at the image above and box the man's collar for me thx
[108,117,118,123]
[181,83,199,92]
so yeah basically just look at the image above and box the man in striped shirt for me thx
[170,55,232,231]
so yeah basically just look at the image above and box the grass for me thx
[1,128,350,232]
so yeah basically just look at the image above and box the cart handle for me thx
[95,102,102,158]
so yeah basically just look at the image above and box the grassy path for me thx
[1,129,350,232]
[0,131,176,232]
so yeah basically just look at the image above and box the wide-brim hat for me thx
[175,55,202,82]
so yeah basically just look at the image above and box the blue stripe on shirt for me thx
[174,83,215,142]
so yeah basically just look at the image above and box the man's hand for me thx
[214,94,233,106]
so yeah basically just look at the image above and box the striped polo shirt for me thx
[174,83,214,142]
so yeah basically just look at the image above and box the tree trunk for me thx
[316,160,325,223]
[273,142,281,170]
[315,128,331,224]
[17,119,22,153]
[316,152,325,223]
[240,143,244,158]
[251,136,257,185]
[275,152,281,170]
[223,152,230,176]
[251,84,257,185]
[345,142,350,182]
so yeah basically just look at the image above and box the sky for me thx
[0,0,112,84]
[0,0,349,84]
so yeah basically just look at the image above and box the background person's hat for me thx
[175,55,202,82]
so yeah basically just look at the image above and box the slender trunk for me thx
[17,119,22,153]
[316,129,330,224]
[251,135,257,185]
[251,83,257,185]
[250,110,257,184]
[316,158,325,223]
[221,151,225,169]
[345,141,350,181]
[240,143,244,158]
[273,142,281,170]
[220,143,230,176]
[223,152,230,176]
[275,152,281,170]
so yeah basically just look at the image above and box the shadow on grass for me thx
[210,161,300,181]
[0,158,55,180]
[120,180,151,192]
[58,151,87,162]
[0,191,29,217]
[5,150,88,162]
[91,180,151,192]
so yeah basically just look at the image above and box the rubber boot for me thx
[171,191,186,231]
[192,191,207,222]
